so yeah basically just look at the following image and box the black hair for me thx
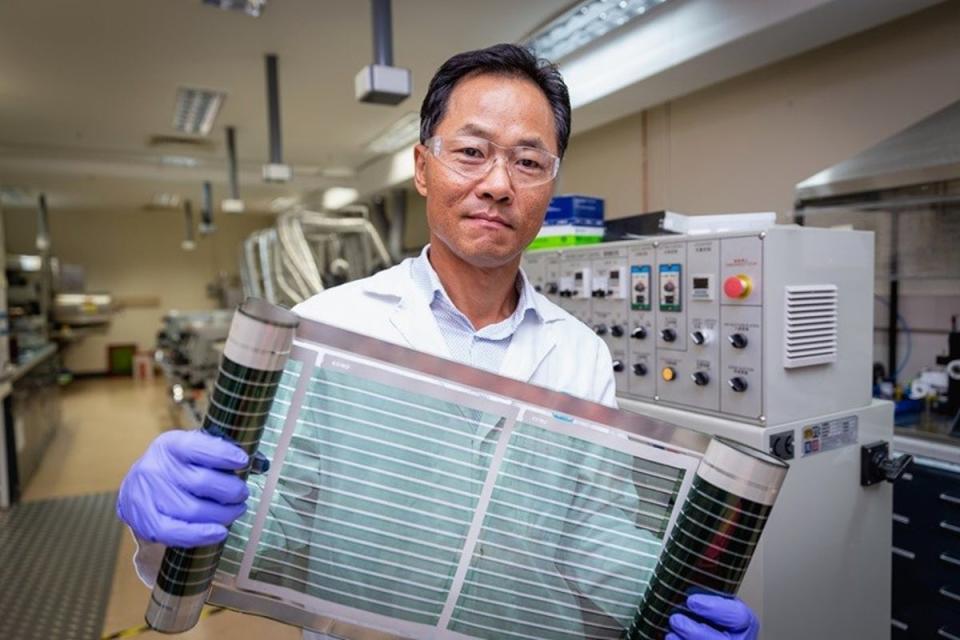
[419,43,572,158]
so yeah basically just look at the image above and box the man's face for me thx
[414,73,558,269]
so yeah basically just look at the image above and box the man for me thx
[119,44,758,640]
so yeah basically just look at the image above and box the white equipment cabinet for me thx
[524,226,896,640]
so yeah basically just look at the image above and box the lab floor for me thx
[20,377,299,640]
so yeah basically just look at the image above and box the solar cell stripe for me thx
[292,409,495,459]
[508,430,683,485]
[270,489,467,542]
[501,446,680,499]
[274,436,485,489]
[486,508,661,556]
[249,538,454,590]
[274,476,475,529]
[495,469,673,520]
[250,567,443,620]
[491,486,670,530]
[283,428,489,473]
[306,382,497,428]
[251,506,460,561]
[460,577,632,615]
[464,557,645,600]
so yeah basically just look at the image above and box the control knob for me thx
[633,363,648,377]
[728,333,749,349]
[691,371,710,387]
[690,330,713,346]
[631,326,647,340]
[593,324,608,336]
[610,325,624,338]
[612,360,624,373]
[729,377,749,393]
[660,328,677,343]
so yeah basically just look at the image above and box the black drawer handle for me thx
[942,494,960,506]
[941,587,960,603]
[941,521,960,535]
[942,553,960,568]
[893,546,916,560]
[939,628,960,640]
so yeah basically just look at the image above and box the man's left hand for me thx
[667,594,759,640]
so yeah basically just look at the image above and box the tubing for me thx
[144,298,298,633]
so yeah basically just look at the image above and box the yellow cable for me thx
[100,607,224,640]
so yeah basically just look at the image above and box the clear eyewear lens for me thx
[427,137,558,187]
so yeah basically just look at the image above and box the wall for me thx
[3,208,274,373]
[557,1,960,379]
[562,2,960,220]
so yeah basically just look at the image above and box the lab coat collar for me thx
[359,248,564,382]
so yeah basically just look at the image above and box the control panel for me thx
[523,227,874,426]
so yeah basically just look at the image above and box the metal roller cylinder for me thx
[627,437,789,640]
[145,298,298,633]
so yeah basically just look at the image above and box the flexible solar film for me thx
[194,318,786,639]
[146,299,299,633]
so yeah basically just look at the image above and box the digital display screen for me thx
[693,277,709,290]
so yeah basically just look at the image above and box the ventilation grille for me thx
[783,284,838,368]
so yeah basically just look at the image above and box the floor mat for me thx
[0,492,123,640]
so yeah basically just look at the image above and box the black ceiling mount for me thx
[222,126,244,212]
[262,53,292,182]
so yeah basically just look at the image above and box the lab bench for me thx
[0,344,62,507]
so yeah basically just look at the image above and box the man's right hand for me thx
[117,430,250,547]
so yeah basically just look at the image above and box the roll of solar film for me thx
[627,437,788,640]
[145,298,298,633]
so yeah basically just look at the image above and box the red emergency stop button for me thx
[723,274,753,299]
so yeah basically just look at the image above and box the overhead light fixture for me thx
[159,154,200,168]
[524,0,670,62]
[202,0,266,17]
[172,87,227,137]
[151,193,182,209]
[355,0,411,105]
[367,112,420,154]
[321,166,357,179]
[0,186,32,207]
[323,187,359,211]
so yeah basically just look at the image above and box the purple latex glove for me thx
[667,594,759,640]
[117,430,250,547]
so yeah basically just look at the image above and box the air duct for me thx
[222,126,245,213]
[36,193,50,252]
[355,0,411,105]
[262,54,292,182]
[199,182,216,235]
[182,200,197,251]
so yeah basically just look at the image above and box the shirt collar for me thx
[411,244,543,328]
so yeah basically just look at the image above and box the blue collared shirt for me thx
[409,245,539,374]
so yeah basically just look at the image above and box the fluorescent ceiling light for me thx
[151,193,182,208]
[202,0,265,17]
[367,112,420,155]
[322,187,359,211]
[524,0,670,62]
[159,154,199,168]
[172,87,227,136]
